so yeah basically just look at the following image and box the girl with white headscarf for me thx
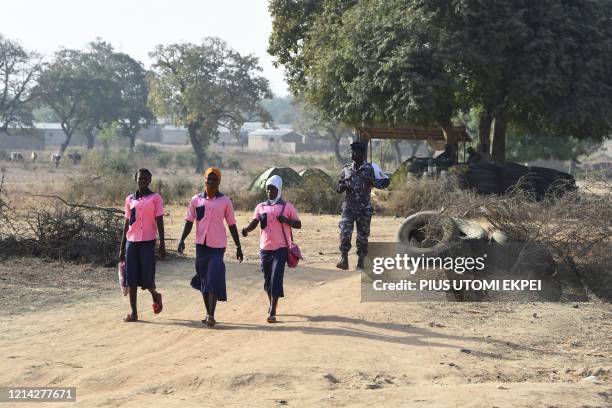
[241,175,301,323]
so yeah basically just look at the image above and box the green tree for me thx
[38,40,153,154]
[269,0,612,163]
[438,0,612,162]
[37,48,97,154]
[0,35,41,131]
[270,0,460,128]
[85,40,154,152]
[149,38,272,173]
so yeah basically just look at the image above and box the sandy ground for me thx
[1,161,611,407]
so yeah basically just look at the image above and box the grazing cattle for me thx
[67,152,82,165]
[51,153,61,168]
[10,152,24,162]
[31,151,38,164]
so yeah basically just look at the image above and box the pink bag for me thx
[281,202,303,268]
[118,261,128,296]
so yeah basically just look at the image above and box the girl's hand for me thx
[277,215,289,224]
[236,247,244,263]
[241,228,248,237]
[177,241,185,254]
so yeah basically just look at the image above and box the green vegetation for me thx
[269,0,612,163]
[148,38,272,173]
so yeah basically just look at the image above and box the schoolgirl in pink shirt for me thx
[242,175,301,323]
[118,168,165,322]
[177,168,243,328]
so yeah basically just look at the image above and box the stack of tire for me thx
[466,162,576,199]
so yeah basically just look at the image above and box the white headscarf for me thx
[266,175,283,205]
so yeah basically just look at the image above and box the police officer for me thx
[335,141,387,270]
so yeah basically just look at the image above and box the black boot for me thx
[336,252,349,270]
[356,255,365,270]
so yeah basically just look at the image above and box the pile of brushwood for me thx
[0,172,123,266]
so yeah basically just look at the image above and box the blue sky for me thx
[2,0,289,96]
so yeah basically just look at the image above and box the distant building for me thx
[34,122,89,147]
[248,129,305,153]
[158,125,189,145]
[0,129,45,150]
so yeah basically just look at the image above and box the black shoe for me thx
[356,256,365,270]
[336,253,349,270]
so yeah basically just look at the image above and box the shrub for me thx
[208,152,223,168]
[225,157,241,170]
[228,189,266,212]
[65,174,133,205]
[134,143,160,157]
[283,177,343,214]
[81,150,132,176]
[0,150,8,161]
[152,178,195,204]
[376,176,494,218]
[175,150,196,168]
[156,151,173,167]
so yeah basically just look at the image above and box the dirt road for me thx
[1,256,610,407]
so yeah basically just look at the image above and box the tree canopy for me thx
[0,35,40,131]
[269,0,612,162]
[37,40,154,153]
[149,37,272,173]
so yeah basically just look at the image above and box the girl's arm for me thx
[241,219,259,236]
[277,205,301,229]
[177,221,193,253]
[277,216,301,229]
[228,224,243,262]
[119,218,129,261]
[156,215,166,260]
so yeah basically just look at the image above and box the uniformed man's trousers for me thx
[339,207,372,257]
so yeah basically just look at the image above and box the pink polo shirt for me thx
[124,192,164,242]
[185,192,236,248]
[253,201,299,250]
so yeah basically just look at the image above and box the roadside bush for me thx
[228,189,266,212]
[208,152,223,168]
[156,151,173,167]
[65,174,132,205]
[175,150,196,168]
[81,150,132,176]
[0,150,8,161]
[134,143,160,158]
[284,177,342,214]
[376,176,492,218]
[0,201,123,266]
[152,178,195,204]
[225,157,241,170]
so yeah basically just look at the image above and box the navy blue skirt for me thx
[260,247,288,298]
[125,240,156,289]
[191,245,227,301]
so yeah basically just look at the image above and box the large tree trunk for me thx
[478,108,493,153]
[188,123,205,174]
[491,114,507,163]
[129,132,136,154]
[60,134,72,155]
[86,129,95,150]
[59,123,73,155]
[392,141,402,166]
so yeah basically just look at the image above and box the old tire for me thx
[397,211,460,256]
